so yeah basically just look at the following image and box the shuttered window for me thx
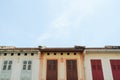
[0,60,12,80]
[66,60,78,80]
[110,60,120,80]
[20,60,32,80]
[2,60,12,70]
[22,61,32,70]
[91,60,104,80]
[47,60,57,80]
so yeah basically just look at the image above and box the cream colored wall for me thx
[0,50,40,80]
[40,52,84,80]
[84,50,120,80]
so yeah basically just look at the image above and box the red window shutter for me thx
[47,60,57,80]
[66,60,78,80]
[91,60,104,80]
[110,60,120,80]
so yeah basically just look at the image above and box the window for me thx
[91,60,104,80]
[28,61,32,64]
[22,60,32,70]
[66,60,78,80]
[3,65,7,70]
[110,60,120,80]
[23,61,27,70]
[21,61,32,80]
[0,61,12,80]
[8,65,11,70]
[24,61,27,64]
[28,65,31,70]
[47,60,57,80]
[23,65,26,70]
[2,60,12,70]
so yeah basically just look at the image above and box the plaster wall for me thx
[84,51,120,80]
[0,50,40,80]
[40,52,84,80]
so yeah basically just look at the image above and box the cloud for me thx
[36,0,109,45]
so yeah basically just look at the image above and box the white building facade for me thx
[85,47,120,80]
[0,47,40,80]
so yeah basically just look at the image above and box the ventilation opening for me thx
[4,53,7,56]
[67,53,70,55]
[54,53,56,55]
[18,53,21,56]
[74,53,76,55]
[24,53,27,56]
[31,53,34,56]
[47,53,50,55]
[11,53,14,56]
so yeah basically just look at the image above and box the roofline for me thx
[0,48,39,50]
[40,49,84,52]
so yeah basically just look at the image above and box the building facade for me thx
[0,46,40,80]
[0,46,120,80]
[40,46,85,80]
[85,46,120,80]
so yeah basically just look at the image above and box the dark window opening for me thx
[31,53,34,56]
[47,53,50,55]
[3,65,7,70]
[18,53,21,56]
[8,65,11,70]
[9,61,12,64]
[11,53,14,56]
[23,65,26,70]
[67,53,70,55]
[54,53,56,55]
[23,61,27,64]
[24,53,27,56]
[4,61,7,64]
[4,53,7,56]
[74,53,76,55]
[61,53,63,55]
[28,65,31,70]
[28,61,32,64]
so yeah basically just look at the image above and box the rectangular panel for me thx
[110,60,120,80]
[20,60,32,80]
[66,60,78,80]
[91,60,104,80]
[47,60,57,80]
[0,60,12,80]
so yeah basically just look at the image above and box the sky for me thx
[0,0,120,47]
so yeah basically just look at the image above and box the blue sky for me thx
[0,0,120,47]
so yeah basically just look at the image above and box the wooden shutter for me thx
[110,60,120,80]
[91,60,104,80]
[66,60,78,80]
[47,60,57,80]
